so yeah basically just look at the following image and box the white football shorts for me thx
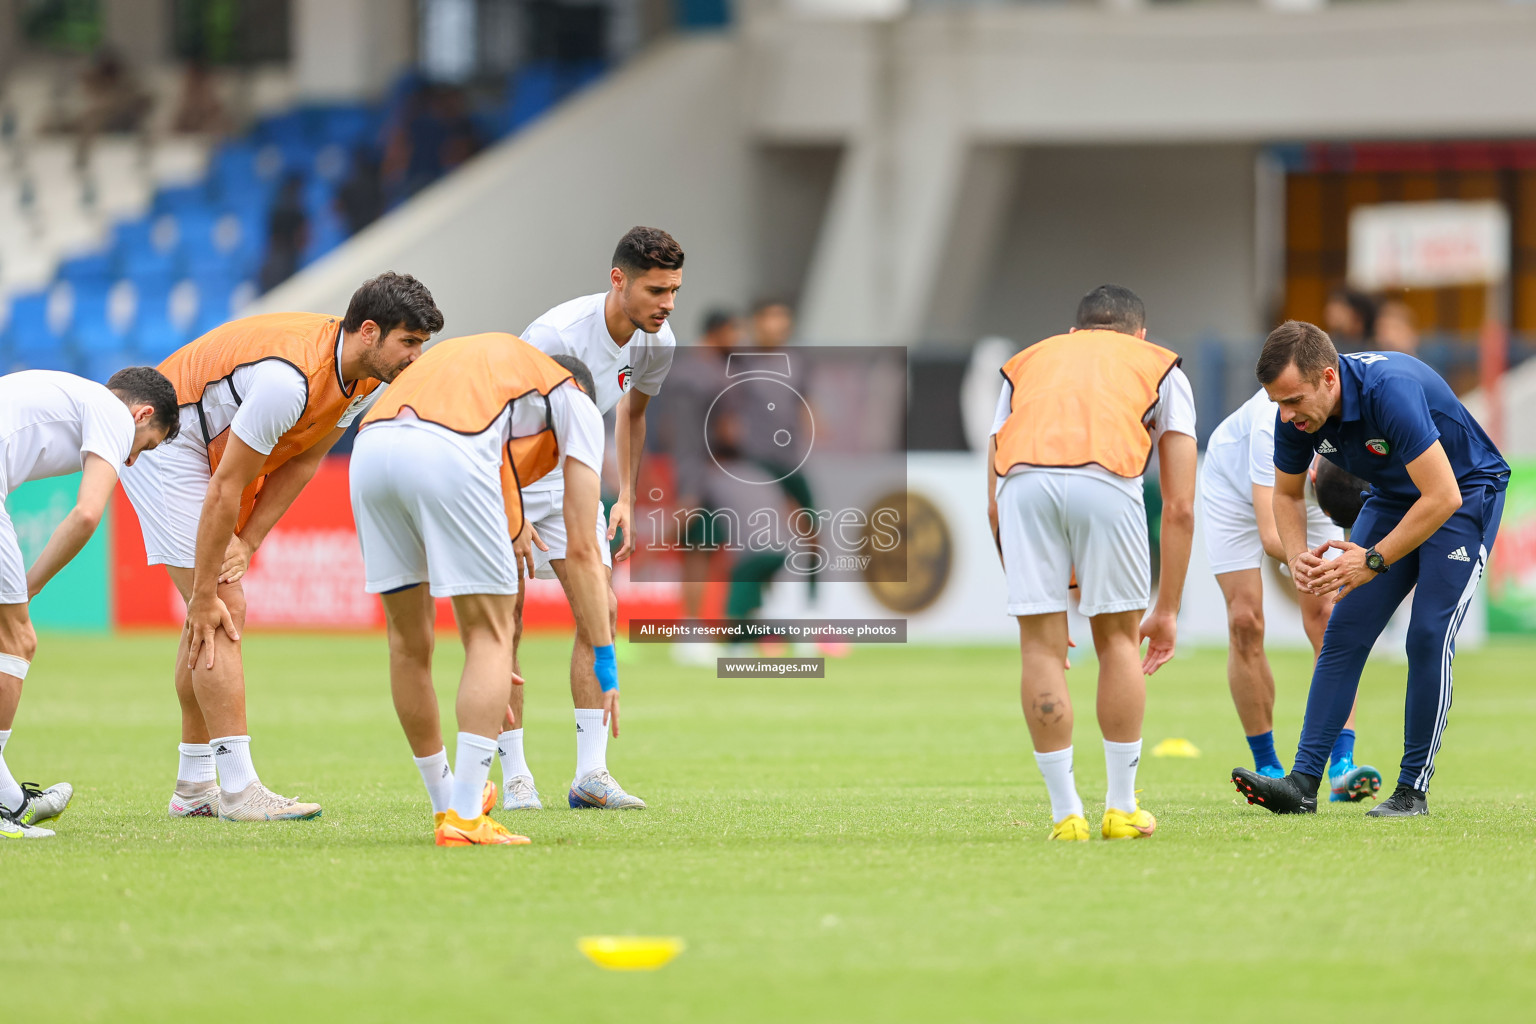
[1199,457,1343,576]
[997,468,1150,618]
[521,479,611,581]
[349,422,519,597]
[118,433,213,569]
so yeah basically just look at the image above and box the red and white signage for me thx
[1348,200,1510,290]
[112,456,687,632]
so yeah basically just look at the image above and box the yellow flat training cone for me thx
[1152,738,1200,758]
[578,936,685,971]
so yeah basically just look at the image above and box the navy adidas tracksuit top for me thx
[1272,351,1510,792]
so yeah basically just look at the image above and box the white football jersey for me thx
[0,370,135,496]
[519,291,675,494]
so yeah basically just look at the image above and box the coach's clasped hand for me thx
[1309,540,1377,599]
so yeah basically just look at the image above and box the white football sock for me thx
[450,732,497,820]
[497,728,531,784]
[413,748,453,814]
[1104,738,1143,812]
[1033,746,1083,821]
[177,742,217,785]
[573,708,607,782]
[210,735,259,794]
[0,729,21,813]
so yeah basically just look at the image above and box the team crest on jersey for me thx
[617,365,633,392]
[1366,438,1390,456]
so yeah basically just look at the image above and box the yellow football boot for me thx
[1101,804,1156,839]
[1047,813,1091,841]
[434,809,530,847]
[433,781,500,829]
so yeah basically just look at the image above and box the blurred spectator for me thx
[172,60,231,136]
[49,47,151,138]
[81,48,151,135]
[258,175,309,293]
[750,297,795,348]
[381,84,485,207]
[1323,285,1378,350]
[1375,298,1420,356]
[337,144,385,236]
[700,308,742,350]
[434,86,485,173]
[662,309,742,651]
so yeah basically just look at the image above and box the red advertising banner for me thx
[111,456,687,631]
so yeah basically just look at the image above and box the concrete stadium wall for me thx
[263,1,1536,351]
[974,144,1261,353]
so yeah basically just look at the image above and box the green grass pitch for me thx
[5,633,1535,1022]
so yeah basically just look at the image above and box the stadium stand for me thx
[0,58,606,379]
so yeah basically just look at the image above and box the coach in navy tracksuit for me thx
[1232,320,1508,817]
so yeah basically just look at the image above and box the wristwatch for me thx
[1365,548,1389,574]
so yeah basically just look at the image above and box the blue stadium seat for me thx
[82,349,138,383]
[176,207,224,263]
[209,140,279,208]
[134,317,191,364]
[69,284,133,355]
[6,291,68,370]
[506,63,562,132]
[57,251,116,290]
[189,271,253,336]
[315,105,377,148]
[113,215,183,279]
[154,185,214,215]
[560,58,607,96]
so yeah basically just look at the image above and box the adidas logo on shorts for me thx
[1316,439,1338,453]
[1448,546,1471,562]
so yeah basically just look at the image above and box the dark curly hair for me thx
[342,272,444,337]
[107,366,180,440]
[612,227,684,276]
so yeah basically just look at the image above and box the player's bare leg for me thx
[1216,568,1286,779]
[1017,612,1085,839]
[1300,586,1380,801]
[164,567,231,815]
[381,583,464,819]
[0,605,65,834]
[0,605,35,735]
[434,591,526,845]
[1090,609,1155,838]
[550,558,642,809]
[166,566,317,821]
[383,584,440,756]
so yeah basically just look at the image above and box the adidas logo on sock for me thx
[441,765,451,779]
[480,755,493,768]
[1448,546,1471,562]
[1316,439,1338,453]
[575,723,584,733]
[214,745,231,756]
[1129,757,1140,768]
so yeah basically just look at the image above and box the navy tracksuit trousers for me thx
[1293,485,1506,791]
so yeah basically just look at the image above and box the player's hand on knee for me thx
[219,535,252,585]
[186,594,239,670]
